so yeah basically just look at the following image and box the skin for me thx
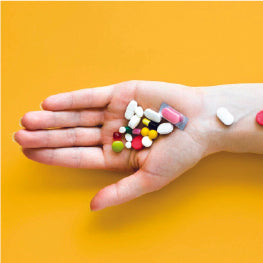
[13,81,263,211]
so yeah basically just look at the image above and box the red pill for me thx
[131,135,143,150]
[113,132,122,140]
[256,111,263,126]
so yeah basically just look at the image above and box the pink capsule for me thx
[132,128,141,135]
[161,107,182,124]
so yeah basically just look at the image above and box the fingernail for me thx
[12,132,17,143]
[40,102,43,110]
[19,117,23,127]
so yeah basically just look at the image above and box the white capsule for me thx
[135,106,144,118]
[142,136,153,147]
[125,133,133,142]
[144,109,162,123]
[119,126,126,133]
[216,107,234,126]
[125,100,137,120]
[157,123,174,134]
[125,141,132,149]
[128,115,141,129]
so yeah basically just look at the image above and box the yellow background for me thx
[2,2,263,262]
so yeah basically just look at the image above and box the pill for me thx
[148,130,158,139]
[142,118,150,126]
[132,128,141,135]
[149,122,159,130]
[256,111,263,126]
[120,126,132,134]
[125,126,133,134]
[113,132,122,140]
[144,109,162,123]
[112,141,124,153]
[119,126,126,133]
[125,133,133,142]
[141,127,149,136]
[135,106,144,118]
[157,123,174,134]
[142,118,159,130]
[132,135,143,150]
[128,115,141,129]
[216,107,234,126]
[142,136,153,147]
[125,141,132,149]
[125,100,137,120]
[161,107,182,124]
[159,103,188,130]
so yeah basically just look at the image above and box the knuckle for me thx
[66,128,77,145]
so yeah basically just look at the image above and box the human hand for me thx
[14,80,219,211]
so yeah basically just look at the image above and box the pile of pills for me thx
[112,100,188,153]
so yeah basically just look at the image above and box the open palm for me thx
[15,80,210,211]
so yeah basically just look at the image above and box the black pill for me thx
[149,121,159,130]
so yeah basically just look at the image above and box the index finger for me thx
[42,85,114,111]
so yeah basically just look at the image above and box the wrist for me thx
[200,84,263,155]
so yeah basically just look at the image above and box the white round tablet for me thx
[125,141,132,149]
[125,133,133,142]
[142,136,153,147]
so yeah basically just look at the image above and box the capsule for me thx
[142,118,159,130]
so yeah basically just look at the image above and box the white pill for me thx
[125,141,132,149]
[144,109,162,123]
[128,115,141,129]
[135,106,144,118]
[125,133,133,142]
[125,100,137,120]
[216,107,234,126]
[119,126,126,133]
[157,123,174,134]
[142,136,153,147]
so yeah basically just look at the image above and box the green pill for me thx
[112,141,124,153]
[125,126,132,134]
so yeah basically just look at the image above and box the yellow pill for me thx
[148,130,158,140]
[142,118,150,126]
[141,127,149,136]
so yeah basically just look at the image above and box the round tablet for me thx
[112,141,124,153]
[142,136,153,147]
[125,141,132,149]
[148,130,158,140]
[131,135,143,150]
[256,111,263,126]
[125,133,133,142]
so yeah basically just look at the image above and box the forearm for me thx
[201,84,263,154]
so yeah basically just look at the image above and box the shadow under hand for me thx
[88,152,263,231]
[17,151,263,232]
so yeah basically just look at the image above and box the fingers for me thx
[22,147,106,169]
[14,127,102,148]
[90,170,169,211]
[21,110,104,130]
[42,85,114,111]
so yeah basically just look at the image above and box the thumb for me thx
[90,169,169,211]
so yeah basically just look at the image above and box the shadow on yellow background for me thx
[2,2,263,263]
